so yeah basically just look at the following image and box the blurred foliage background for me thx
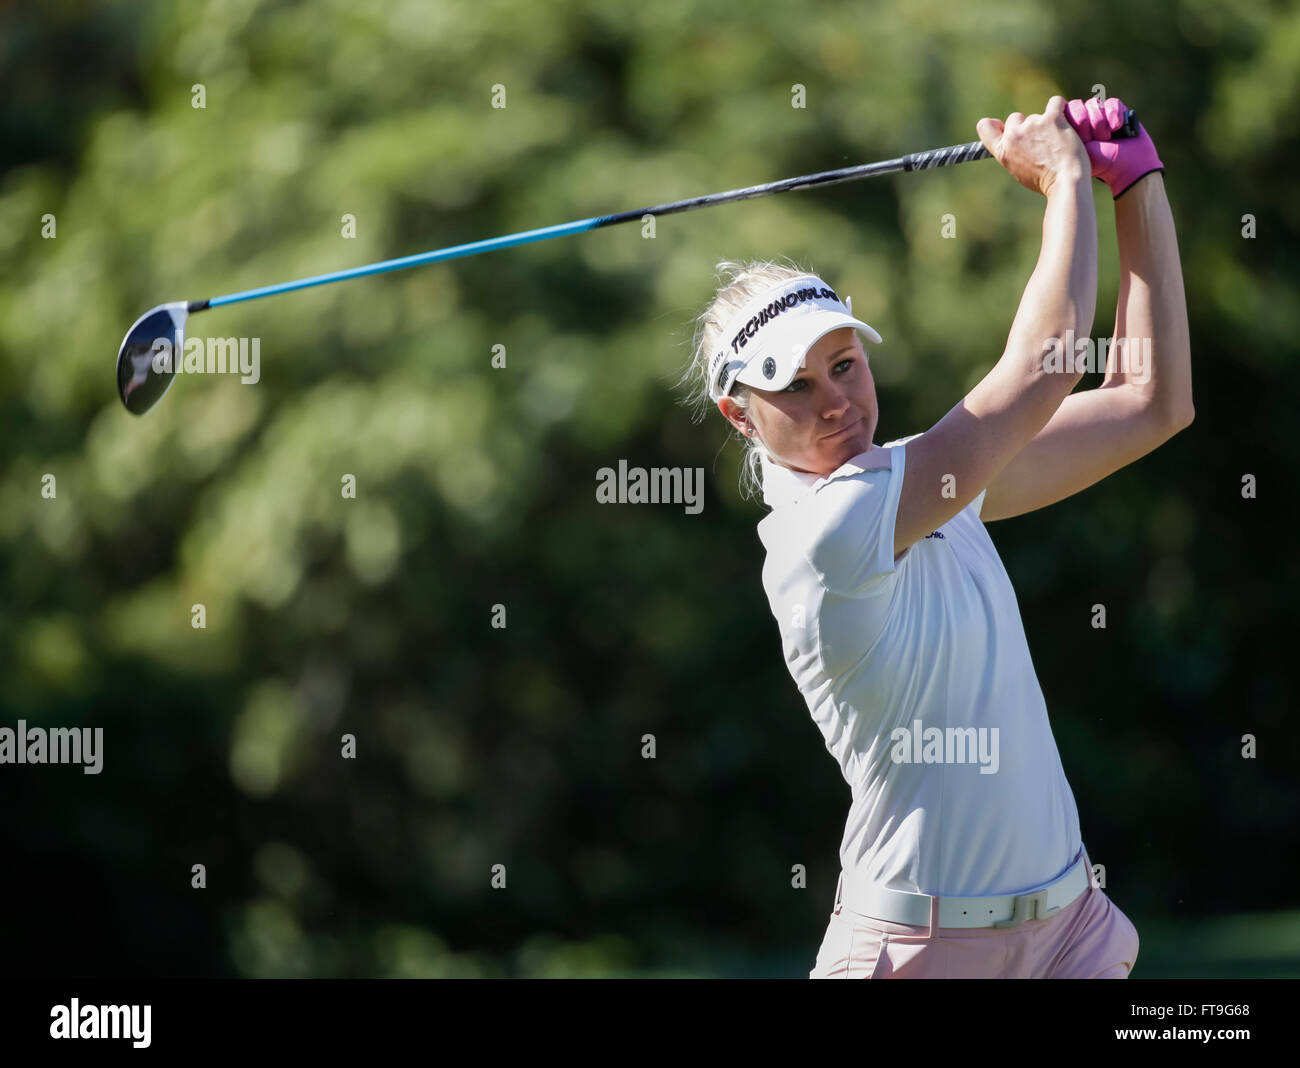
[1,0,1297,977]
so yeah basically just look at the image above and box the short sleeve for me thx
[803,444,907,595]
[884,432,987,520]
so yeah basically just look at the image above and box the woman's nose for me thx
[820,380,850,416]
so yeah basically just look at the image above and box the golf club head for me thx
[115,302,188,415]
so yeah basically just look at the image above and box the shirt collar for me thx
[759,446,894,509]
[759,450,822,509]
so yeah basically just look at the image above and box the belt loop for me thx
[928,893,938,939]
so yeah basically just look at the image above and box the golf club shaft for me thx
[192,110,1137,313]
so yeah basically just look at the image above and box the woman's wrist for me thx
[1044,161,1089,198]
[1114,169,1165,209]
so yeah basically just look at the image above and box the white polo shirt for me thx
[756,438,1082,897]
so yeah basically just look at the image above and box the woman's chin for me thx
[823,430,870,467]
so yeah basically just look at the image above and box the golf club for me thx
[116,108,1138,415]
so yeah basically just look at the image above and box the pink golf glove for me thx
[1065,96,1163,199]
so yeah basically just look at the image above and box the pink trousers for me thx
[809,851,1140,979]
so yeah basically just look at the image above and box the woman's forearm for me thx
[1010,170,1100,357]
[970,168,1098,434]
[1109,174,1194,426]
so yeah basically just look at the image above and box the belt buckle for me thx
[992,888,1054,929]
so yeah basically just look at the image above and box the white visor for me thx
[707,274,882,402]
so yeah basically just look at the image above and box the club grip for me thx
[904,140,995,171]
[1113,107,1139,139]
[903,108,1139,171]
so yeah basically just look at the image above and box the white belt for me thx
[837,851,1091,930]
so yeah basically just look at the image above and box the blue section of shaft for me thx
[206,216,606,308]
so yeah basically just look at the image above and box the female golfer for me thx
[685,95,1191,978]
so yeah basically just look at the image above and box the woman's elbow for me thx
[1169,374,1195,433]
[1150,349,1194,438]
[1154,395,1195,440]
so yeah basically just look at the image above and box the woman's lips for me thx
[821,417,862,441]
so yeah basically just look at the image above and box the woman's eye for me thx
[784,358,856,392]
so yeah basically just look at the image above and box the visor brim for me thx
[731,315,882,394]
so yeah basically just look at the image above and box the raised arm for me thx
[893,96,1096,556]
[979,160,1193,522]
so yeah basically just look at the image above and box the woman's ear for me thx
[717,397,749,436]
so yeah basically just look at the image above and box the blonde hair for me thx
[678,257,816,500]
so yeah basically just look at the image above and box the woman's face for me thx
[722,327,878,476]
